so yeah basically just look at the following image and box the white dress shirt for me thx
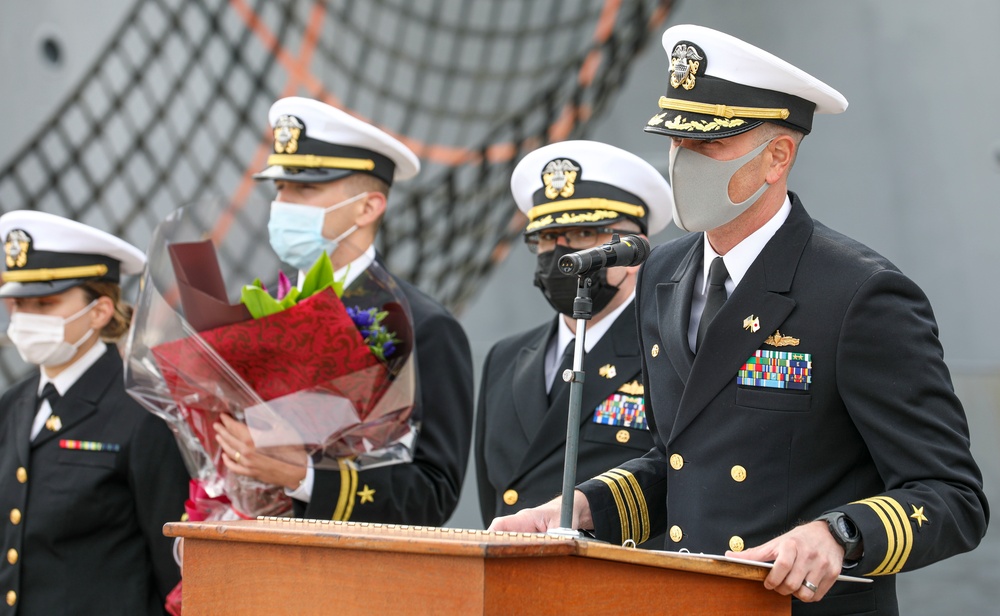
[545,290,636,393]
[687,196,792,352]
[30,340,108,440]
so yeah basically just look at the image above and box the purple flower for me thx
[349,306,376,328]
[277,271,292,300]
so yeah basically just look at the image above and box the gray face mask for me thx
[668,138,774,232]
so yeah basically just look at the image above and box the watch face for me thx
[838,514,859,539]
[835,516,851,538]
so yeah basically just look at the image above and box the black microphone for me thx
[558,234,650,276]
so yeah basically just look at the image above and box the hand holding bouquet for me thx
[124,201,417,520]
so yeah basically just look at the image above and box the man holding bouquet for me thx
[214,97,474,526]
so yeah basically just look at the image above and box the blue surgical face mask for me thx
[267,193,364,271]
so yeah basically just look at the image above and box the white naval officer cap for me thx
[511,140,673,237]
[645,24,848,140]
[253,96,421,186]
[0,210,146,299]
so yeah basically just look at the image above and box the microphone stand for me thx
[547,274,593,539]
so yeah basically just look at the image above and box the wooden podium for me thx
[165,517,789,615]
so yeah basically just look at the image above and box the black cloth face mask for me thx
[533,244,620,317]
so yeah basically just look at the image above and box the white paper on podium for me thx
[653,551,873,583]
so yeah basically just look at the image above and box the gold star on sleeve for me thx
[909,504,928,528]
[357,485,376,504]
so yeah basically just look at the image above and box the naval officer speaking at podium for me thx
[490,24,988,616]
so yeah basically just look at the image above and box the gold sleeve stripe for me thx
[3,264,109,283]
[853,496,913,575]
[606,471,640,544]
[332,459,359,521]
[595,474,630,545]
[266,153,376,171]
[607,469,650,544]
[658,96,791,120]
[526,199,646,222]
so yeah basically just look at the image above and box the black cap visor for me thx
[0,278,86,299]
[252,165,357,184]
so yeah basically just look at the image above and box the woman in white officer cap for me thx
[0,210,188,615]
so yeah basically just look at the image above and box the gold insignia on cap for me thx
[647,112,668,127]
[618,380,644,396]
[357,484,375,504]
[669,43,703,90]
[910,504,928,528]
[4,229,30,268]
[541,159,580,200]
[764,330,800,347]
[743,315,760,333]
[45,415,62,432]
[273,114,304,154]
[664,114,747,133]
[599,364,617,379]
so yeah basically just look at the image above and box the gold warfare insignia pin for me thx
[617,380,644,396]
[669,42,704,90]
[45,415,62,432]
[4,229,30,269]
[273,114,304,154]
[743,315,761,333]
[764,330,800,347]
[598,364,617,379]
[542,158,580,200]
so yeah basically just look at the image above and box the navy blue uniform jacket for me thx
[578,194,988,616]
[475,306,656,532]
[0,344,189,615]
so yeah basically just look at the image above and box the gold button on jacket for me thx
[651,344,660,357]
[669,453,684,470]
[615,429,630,443]
[731,465,747,482]
[6,549,16,565]
[9,509,20,525]
[729,536,745,552]
[15,468,26,484]
[669,525,683,542]
[6,590,15,606]
[502,489,518,506]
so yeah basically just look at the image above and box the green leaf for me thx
[279,287,300,309]
[300,251,334,299]
[241,285,285,319]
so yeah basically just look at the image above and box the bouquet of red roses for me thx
[123,201,417,520]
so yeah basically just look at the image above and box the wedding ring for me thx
[234,451,241,463]
[802,580,818,593]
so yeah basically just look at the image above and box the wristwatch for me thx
[816,511,863,563]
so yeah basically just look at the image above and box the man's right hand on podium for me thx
[487,490,594,534]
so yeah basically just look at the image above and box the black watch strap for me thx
[816,511,863,562]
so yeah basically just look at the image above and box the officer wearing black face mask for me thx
[474,140,672,541]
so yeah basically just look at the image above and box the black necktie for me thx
[697,257,729,351]
[37,383,61,411]
[548,339,575,406]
